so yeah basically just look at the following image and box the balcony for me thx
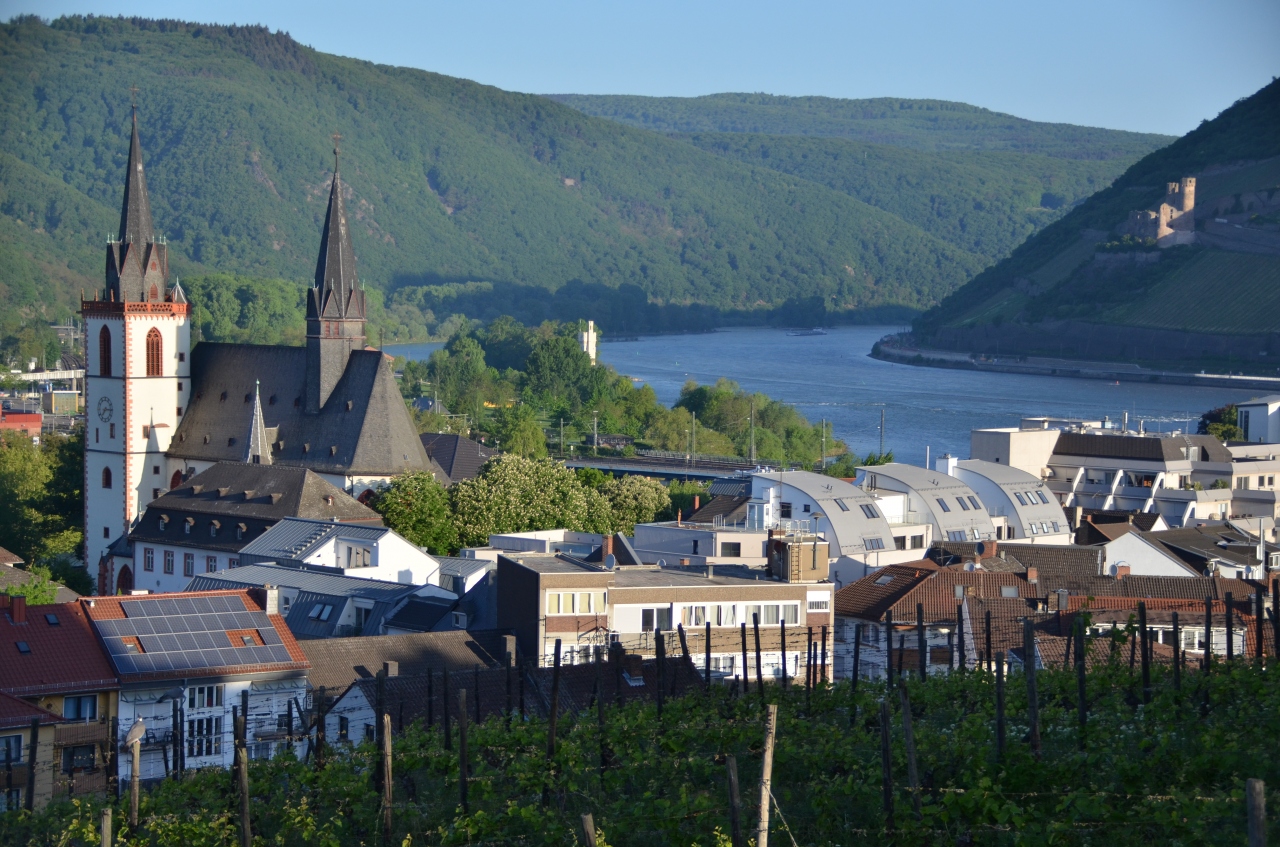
[55,721,109,747]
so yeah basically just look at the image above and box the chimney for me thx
[383,661,399,677]
[706,563,715,579]
[935,453,959,476]
[677,509,682,527]
[10,595,26,624]
[250,585,279,615]
[1054,589,1069,611]
[693,495,700,512]
[0,595,9,611]
[1026,567,1038,584]
[1114,565,1131,580]
[601,534,614,558]
[679,558,690,567]
[503,634,518,666]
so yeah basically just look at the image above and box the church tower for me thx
[83,105,190,592]
[305,143,366,413]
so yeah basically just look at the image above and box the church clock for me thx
[97,396,114,423]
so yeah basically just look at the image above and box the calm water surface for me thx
[391,327,1250,460]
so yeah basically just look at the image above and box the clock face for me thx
[97,396,114,423]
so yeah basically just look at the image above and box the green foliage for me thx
[551,93,1172,159]
[916,77,1280,341]
[1198,404,1243,442]
[449,455,613,547]
[820,449,894,478]
[674,378,846,465]
[367,472,458,555]
[0,428,84,567]
[658,479,711,522]
[8,660,1279,846]
[597,475,671,534]
[490,404,548,459]
[1,563,59,604]
[183,273,307,345]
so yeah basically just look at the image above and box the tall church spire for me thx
[305,137,367,413]
[118,104,155,246]
[244,380,271,466]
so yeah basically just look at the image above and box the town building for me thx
[236,517,442,585]
[856,461,1005,542]
[0,692,62,811]
[83,113,434,574]
[1,596,120,806]
[496,553,833,678]
[82,588,309,781]
[0,410,41,439]
[946,457,1072,543]
[418,433,494,484]
[109,462,382,594]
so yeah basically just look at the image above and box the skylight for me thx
[874,574,894,585]
[16,641,30,654]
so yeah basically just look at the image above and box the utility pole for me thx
[749,397,756,464]
[592,411,598,456]
[757,704,778,847]
[560,418,564,458]
[692,410,696,457]
[821,418,826,470]
[879,408,885,458]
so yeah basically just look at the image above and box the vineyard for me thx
[4,650,1278,847]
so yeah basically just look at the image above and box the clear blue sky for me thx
[4,0,1277,136]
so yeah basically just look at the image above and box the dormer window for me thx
[184,517,194,535]
[158,515,169,531]
[236,523,246,541]
[210,520,220,538]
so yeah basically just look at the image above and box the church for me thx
[84,109,433,593]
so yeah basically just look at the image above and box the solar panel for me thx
[138,635,166,654]
[193,632,219,650]
[259,628,283,646]
[113,654,139,674]
[266,645,293,663]
[189,596,216,614]
[155,598,181,616]
[104,637,130,655]
[151,634,185,653]
[129,654,155,673]
[95,619,124,637]
[176,633,199,651]
[198,615,223,632]
[121,601,146,618]
[149,654,174,672]
[168,653,193,671]
[129,619,155,636]
[150,617,173,635]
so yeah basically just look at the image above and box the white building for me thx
[948,457,1072,543]
[855,462,1003,544]
[1236,395,1280,443]
[237,517,442,586]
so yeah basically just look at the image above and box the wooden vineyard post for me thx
[917,603,927,682]
[1226,592,1235,663]
[1256,591,1265,662]
[1172,612,1182,690]
[851,624,862,727]
[613,643,624,707]
[726,754,744,847]
[506,653,513,727]
[995,651,1006,761]
[237,728,251,847]
[543,639,562,807]
[899,683,921,821]
[753,613,765,704]
[442,668,452,751]
[879,699,894,834]
[1204,597,1213,671]
[1139,602,1151,704]
[820,624,828,686]
[779,619,788,690]
[1246,778,1266,847]
[655,629,666,718]
[101,807,112,847]
[956,603,966,673]
[678,623,692,694]
[885,610,895,685]
[1023,620,1041,757]
[805,642,813,713]
[581,812,599,847]
[985,610,993,674]
[457,688,469,814]
[740,622,750,696]
[757,704,778,847]
[129,738,140,829]
[1273,579,1280,660]
[596,661,608,782]
[381,713,393,842]
[474,664,482,724]
[25,716,37,812]
[1075,617,1087,747]
[426,671,434,728]
[315,686,326,767]
[705,621,712,689]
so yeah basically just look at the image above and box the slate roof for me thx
[0,565,80,604]
[130,463,381,553]
[1053,432,1232,463]
[83,590,309,684]
[118,111,154,246]
[380,595,457,633]
[0,601,118,698]
[687,495,750,525]
[236,517,408,569]
[708,477,752,498]
[419,433,495,483]
[1142,526,1275,570]
[299,630,508,693]
[1082,509,1165,532]
[171,344,432,477]
[582,534,644,566]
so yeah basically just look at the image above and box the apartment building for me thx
[237,517,441,586]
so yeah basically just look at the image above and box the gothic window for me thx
[148,283,159,302]
[145,328,162,377]
[99,326,112,376]
[102,467,112,489]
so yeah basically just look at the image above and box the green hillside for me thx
[548,93,1173,159]
[0,15,995,343]
[679,134,1129,262]
[913,77,1280,346]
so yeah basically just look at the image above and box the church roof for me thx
[307,160,364,322]
[118,110,154,246]
[419,433,496,483]
[170,343,432,477]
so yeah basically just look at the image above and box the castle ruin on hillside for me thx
[1120,177,1197,247]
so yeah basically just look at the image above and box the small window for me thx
[206,556,217,573]
[1051,522,1061,533]
[968,496,982,510]
[15,642,30,654]
[910,535,924,549]
[1014,492,1028,506]
[144,548,155,571]
[936,498,951,513]
[1000,585,1019,598]
[0,735,21,765]
[123,640,141,654]
[102,467,113,489]
[1036,491,1049,504]
[807,599,829,611]
[860,503,879,519]
[1029,523,1039,535]
[874,574,894,586]
[835,499,850,512]
[164,551,175,574]
[779,502,792,519]
[947,530,968,542]
[802,504,810,513]
[63,695,97,721]
[865,537,886,550]
[720,542,741,557]
[894,536,906,550]
[956,497,970,511]
[319,605,333,622]
[338,716,349,742]
[954,585,965,599]
[240,635,255,647]
[44,613,59,626]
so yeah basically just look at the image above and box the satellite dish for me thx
[125,717,146,746]
[657,559,667,568]
[605,554,617,570]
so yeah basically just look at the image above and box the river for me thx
[387,326,1251,461]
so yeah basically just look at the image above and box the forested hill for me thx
[0,15,989,341]
[547,93,1172,159]
[910,77,1280,355]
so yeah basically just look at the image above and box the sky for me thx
[2,1,1278,136]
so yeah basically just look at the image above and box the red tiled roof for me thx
[0,690,61,729]
[0,601,119,698]
[834,561,937,619]
[888,570,1036,622]
[0,548,22,566]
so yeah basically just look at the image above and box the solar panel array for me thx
[99,594,294,676]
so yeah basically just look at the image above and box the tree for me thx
[1,564,60,605]
[449,455,612,547]
[524,335,593,404]
[599,475,670,534]
[368,472,458,555]
[491,404,547,458]
[1198,404,1242,442]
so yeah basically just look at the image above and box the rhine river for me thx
[388,326,1249,461]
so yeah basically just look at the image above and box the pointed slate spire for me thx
[244,380,271,466]
[118,106,155,246]
[313,144,360,318]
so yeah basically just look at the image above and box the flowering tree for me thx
[450,455,614,547]
[368,472,458,554]
[598,475,669,534]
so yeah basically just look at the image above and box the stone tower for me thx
[83,106,191,591]
[305,146,367,414]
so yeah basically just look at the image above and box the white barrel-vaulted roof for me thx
[856,462,997,543]
[953,459,1071,542]
[748,471,896,557]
